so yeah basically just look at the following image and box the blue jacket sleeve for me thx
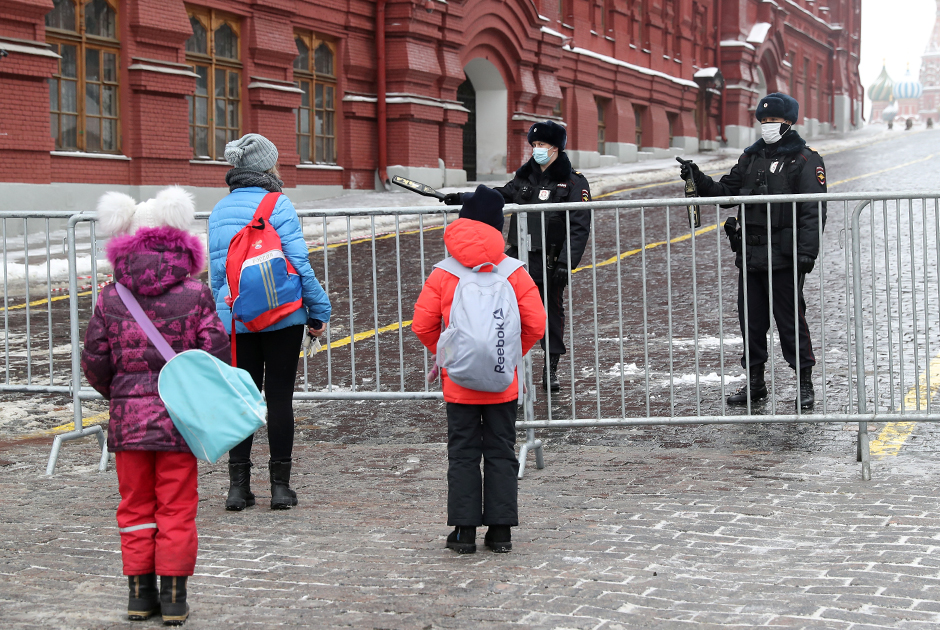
[270,196,332,322]
[208,213,226,301]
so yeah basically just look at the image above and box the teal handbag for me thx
[115,282,266,463]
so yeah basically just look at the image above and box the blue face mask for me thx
[533,147,553,165]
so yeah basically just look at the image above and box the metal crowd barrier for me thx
[2,191,939,480]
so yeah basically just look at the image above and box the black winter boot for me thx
[225,462,255,511]
[127,573,159,620]
[798,366,815,409]
[542,354,561,392]
[484,525,512,553]
[445,526,477,554]
[159,575,189,626]
[727,364,767,406]
[269,460,298,510]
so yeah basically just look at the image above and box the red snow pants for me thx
[115,451,199,576]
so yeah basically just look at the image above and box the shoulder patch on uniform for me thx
[574,170,582,176]
[815,165,826,186]
[581,189,590,202]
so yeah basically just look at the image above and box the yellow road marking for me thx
[16,411,109,441]
[869,355,940,459]
[827,153,938,188]
[571,223,720,274]
[1,290,93,313]
[300,319,414,358]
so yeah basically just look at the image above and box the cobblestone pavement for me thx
[3,425,940,630]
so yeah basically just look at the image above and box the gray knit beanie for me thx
[224,133,279,172]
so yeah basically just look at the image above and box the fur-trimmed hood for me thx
[513,150,573,184]
[107,226,205,296]
[744,129,808,156]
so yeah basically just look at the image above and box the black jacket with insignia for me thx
[499,151,592,275]
[698,130,827,271]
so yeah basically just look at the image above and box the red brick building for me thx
[0,0,862,208]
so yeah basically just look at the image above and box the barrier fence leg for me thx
[858,420,871,481]
[97,430,109,472]
[45,424,106,475]
[518,352,544,479]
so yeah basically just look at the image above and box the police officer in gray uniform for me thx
[679,93,826,409]
[445,121,591,392]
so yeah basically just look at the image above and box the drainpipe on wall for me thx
[376,0,390,189]
[829,46,835,129]
[716,0,727,143]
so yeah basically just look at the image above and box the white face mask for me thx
[760,122,790,145]
[532,147,554,165]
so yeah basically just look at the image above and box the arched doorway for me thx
[462,58,508,181]
[457,79,476,181]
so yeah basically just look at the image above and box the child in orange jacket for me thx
[413,184,546,553]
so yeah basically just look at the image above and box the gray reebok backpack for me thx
[434,256,526,393]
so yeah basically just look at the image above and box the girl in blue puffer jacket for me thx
[207,133,331,511]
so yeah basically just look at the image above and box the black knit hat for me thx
[755,92,799,124]
[526,120,567,150]
[459,184,505,233]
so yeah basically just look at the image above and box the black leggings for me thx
[228,325,304,464]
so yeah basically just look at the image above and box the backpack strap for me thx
[435,256,475,279]
[435,256,522,279]
[252,192,281,222]
[495,257,525,278]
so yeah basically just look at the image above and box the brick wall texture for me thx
[0,0,863,189]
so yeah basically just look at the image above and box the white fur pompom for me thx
[96,191,138,236]
[153,186,196,231]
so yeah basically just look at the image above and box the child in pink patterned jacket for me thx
[82,186,230,626]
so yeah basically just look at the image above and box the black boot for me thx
[484,525,512,553]
[269,460,298,510]
[798,366,815,409]
[727,364,767,406]
[159,575,189,626]
[225,462,255,511]
[542,353,561,392]
[445,526,477,554]
[127,573,159,620]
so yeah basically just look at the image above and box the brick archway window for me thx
[46,0,121,154]
[293,33,337,164]
[185,6,242,160]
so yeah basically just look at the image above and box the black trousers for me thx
[446,400,518,527]
[738,268,815,371]
[229,325,304,464]
[534,280,566,355]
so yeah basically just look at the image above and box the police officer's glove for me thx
[551,264,569,288]
[724,216,742,253]
[796,254,815,274]
[442,192,463,205]
[677,157,703,185]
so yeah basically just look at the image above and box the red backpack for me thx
[225,193,304,354]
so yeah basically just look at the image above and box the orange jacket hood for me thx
[443,218,506,269]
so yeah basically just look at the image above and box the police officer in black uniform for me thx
[444,121,591,392]
[679,93,826,409]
